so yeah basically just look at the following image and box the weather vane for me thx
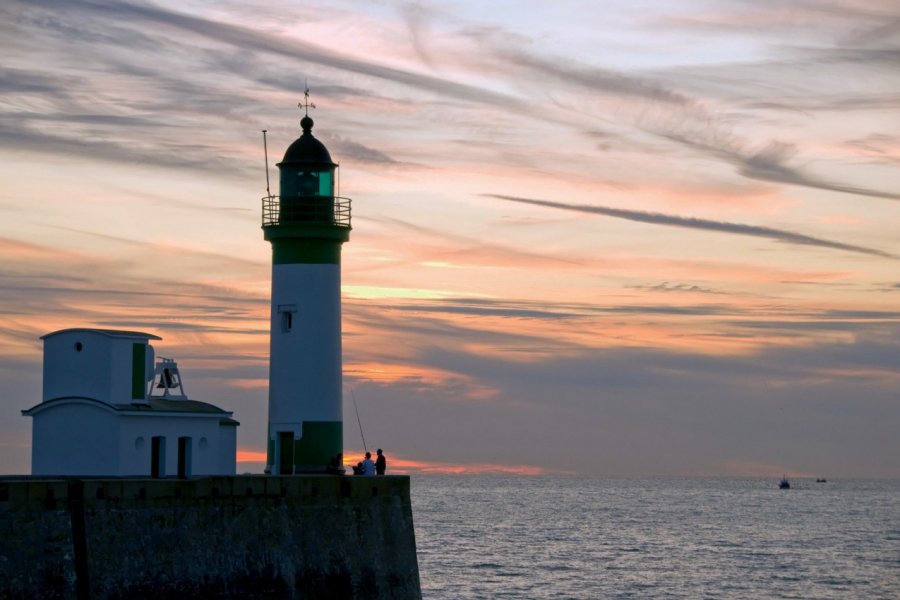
[299,81,316,116]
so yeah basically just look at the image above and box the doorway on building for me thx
[278,431,294,475]
[151,436,166,478]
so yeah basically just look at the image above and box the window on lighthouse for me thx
[279,304,297,333]
[318,171,334,196]
[287,170,333,197]
[297,171,319,196]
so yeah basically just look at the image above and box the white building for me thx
[22,328,238,477]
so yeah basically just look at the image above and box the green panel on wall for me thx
[131,343,146,400]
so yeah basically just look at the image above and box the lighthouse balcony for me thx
[262,195,351,228]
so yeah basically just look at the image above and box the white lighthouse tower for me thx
[262,101,350,474]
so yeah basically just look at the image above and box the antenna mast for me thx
[261,129,271,197]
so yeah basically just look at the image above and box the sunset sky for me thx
[2,0,898,477]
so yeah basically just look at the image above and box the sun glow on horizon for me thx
[235,448,558,476]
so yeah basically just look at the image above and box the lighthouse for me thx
[263,100,350,474]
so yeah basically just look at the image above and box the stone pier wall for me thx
[0,475,421,599]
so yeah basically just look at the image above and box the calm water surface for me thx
[411,476,900,599]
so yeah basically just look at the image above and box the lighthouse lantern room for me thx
[262,100,351,474]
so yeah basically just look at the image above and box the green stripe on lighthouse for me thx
[264,223,349,264]
[272,239,343,264]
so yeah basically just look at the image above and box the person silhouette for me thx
[375,448,386,475]
[361,451,376,476]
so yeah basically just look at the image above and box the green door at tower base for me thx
[294,421,342,472]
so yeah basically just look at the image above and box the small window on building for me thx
[178,437,192,479]
[278,304,297,333]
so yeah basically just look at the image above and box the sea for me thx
[410,475,900,599]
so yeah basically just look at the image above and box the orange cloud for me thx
[344,361,452,384]
[228,378,269,389]
[345,360,501,401]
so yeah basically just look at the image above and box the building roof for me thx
[122,398,231,414]
[41,328,162,341]
[22,396,236,421]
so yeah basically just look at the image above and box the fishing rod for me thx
[350,387,368,453]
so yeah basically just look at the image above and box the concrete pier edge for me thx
[0,474,421,600]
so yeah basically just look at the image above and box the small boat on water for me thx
[816,478,827,483]
[779,476,791,489]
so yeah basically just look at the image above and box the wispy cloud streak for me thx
[488,194,896,259]
[17,0,524,111]
[657,135,900,202]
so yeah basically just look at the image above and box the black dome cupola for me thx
[277,114,337,201]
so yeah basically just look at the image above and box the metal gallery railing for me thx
[262,195,351,228]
